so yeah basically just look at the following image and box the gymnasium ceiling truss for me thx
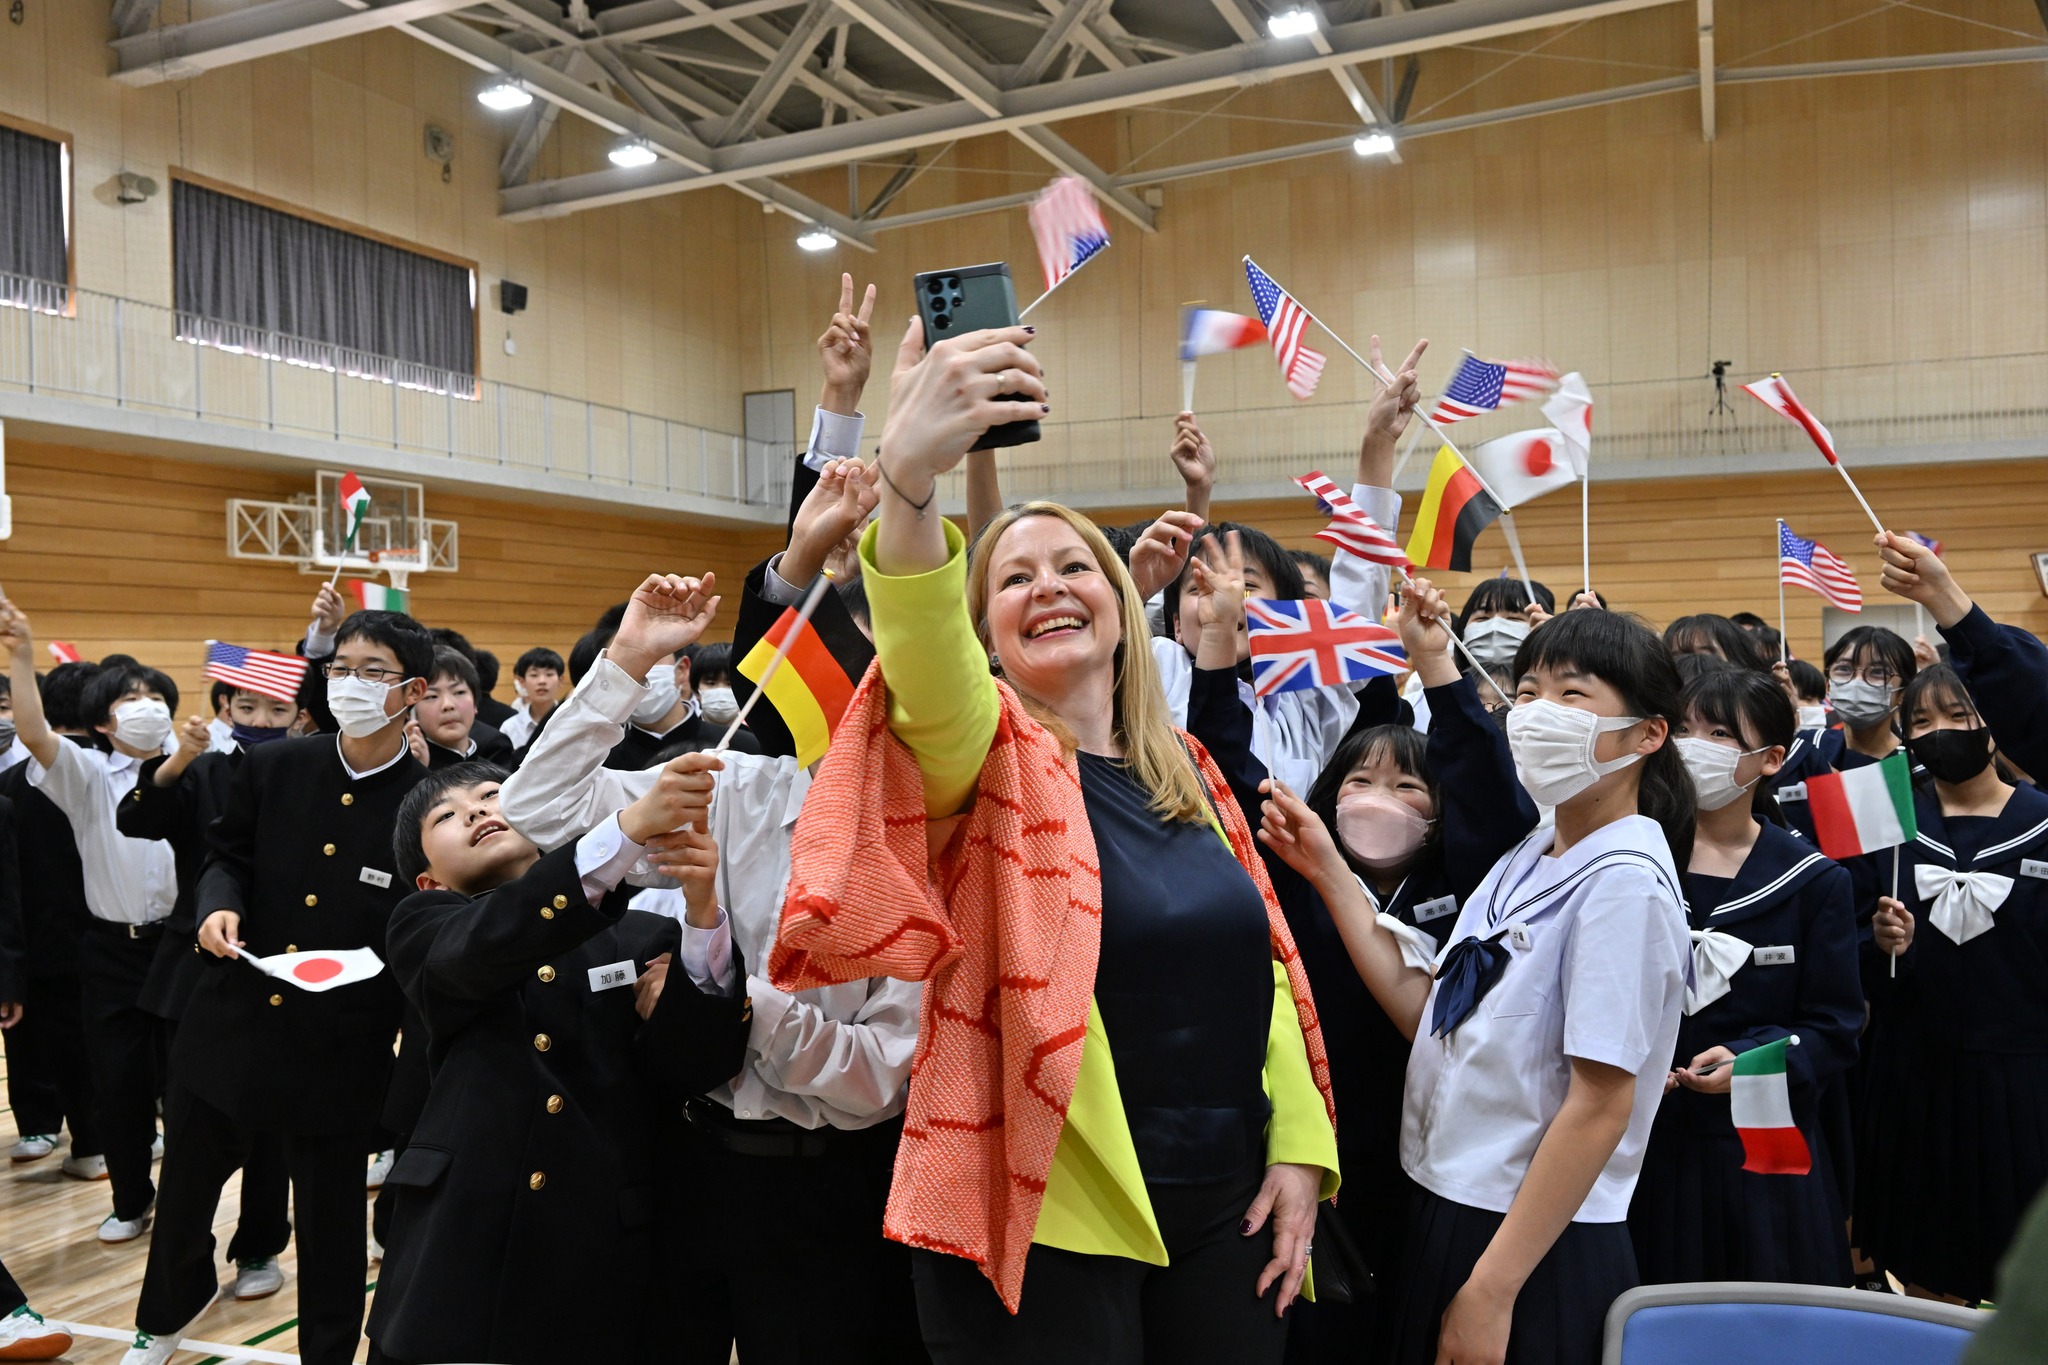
[110,0,2048,252]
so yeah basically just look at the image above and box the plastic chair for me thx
[1605,1283,1986,1365]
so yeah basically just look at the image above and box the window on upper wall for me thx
[0,122,73,316]
[172,178,477,396]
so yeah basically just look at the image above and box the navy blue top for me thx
[1080,751,1274,1185]
[1940,605,2048,782]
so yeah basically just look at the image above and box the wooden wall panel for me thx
[0,440,785,706]
[1086,458,2048,662]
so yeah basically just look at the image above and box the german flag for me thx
[1405,445,1504,573]
[737,599,865,768]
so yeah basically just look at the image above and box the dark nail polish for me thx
[1023,326,1036,334]
[1041,403,1051,413]
[1240,1219,1254,1236]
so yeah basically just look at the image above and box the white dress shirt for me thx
[207,716,237,754]
[1154,483,1403,795]
[499,652,919,1131]
[1401,814,1688,1223]
[499,706,541,750]
[802,407,866,472]
[28,742,177,926]
[570,811,654,905]
[0,738,29,775]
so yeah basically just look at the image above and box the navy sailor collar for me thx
[1912,781,2048,871]
[1690,820,1835,929]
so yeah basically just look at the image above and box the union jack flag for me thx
[1247,598,1408,696]
[1778,521,1861,613]
[1243,257,1326,400]
[1027,176,1110,292]
[1293,472,1410,569]
[1427,353,1560,424]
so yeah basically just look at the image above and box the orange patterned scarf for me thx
[770,669,1332,1313]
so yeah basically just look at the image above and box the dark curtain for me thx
[173,180,476,394]
[0,126,69,314]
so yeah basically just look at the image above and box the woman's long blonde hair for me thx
[966,501,1212,824]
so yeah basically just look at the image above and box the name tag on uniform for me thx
[1413,895,1459,925]
[1508,923,1534,952]
[588,960,639,992]
[2021,859,2048,881]
[359,867,392,889]
[1776,782,1807,803]
[1753,945,1796,967]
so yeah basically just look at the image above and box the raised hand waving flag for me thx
[1243,257,1326,400]
[1247,598,1406,696]
[1292,472,1409,569]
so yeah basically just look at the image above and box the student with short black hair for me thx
[472,649,516,729]
[125,609,432,1365]
[1287,547,1333,600]
[206,681,237,754]
[500,647,564,751]
[365,755,750,1365]
[0,606,178,1243]
[1664,613,1770,672]
[417,648,512,770]
[0,662,104,1173]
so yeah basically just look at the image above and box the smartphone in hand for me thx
[912,261,1041,450]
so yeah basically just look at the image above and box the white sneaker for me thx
[61,1152,108,1181]
[232,1256,284,1301]
[8,1134,57,1163]
[117,1328,181,1365]
[366,1148,394,1190]
[0,1304,73,1360]
[98,1205,153,1244]
[151,1132,165,1161]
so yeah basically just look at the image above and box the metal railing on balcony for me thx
[0,275,790,512]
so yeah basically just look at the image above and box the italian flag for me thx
[349,579,409,614]
[1805,751,1917,860]
[1732,1035,1810,1174]
[338,471,373,550]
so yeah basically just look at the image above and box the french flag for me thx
[1179,308,1267,361]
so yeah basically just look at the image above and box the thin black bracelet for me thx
[876,450,935,520]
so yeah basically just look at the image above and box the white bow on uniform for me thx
[1915,865,2014,946]
[1685,928,1752,1014]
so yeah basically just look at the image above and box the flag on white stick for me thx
[1467,429,1578,509]
[1027,176,1110,293]
[1292,472,1410,569]
[1542,372,1592,476]
[236,947,385,993]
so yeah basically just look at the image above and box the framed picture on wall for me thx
[2034,552,2048,597]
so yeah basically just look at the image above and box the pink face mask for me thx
[1334,791,1433,869]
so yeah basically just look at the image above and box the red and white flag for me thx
[1027,176,1110,292]
[238,947,385,993]
[1744,374,1838,465]
[1542,372,1592,476]
[1242,257,1326,401]
[1293,472,1409,569]
[46,640,82,665]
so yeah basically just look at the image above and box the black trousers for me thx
[158,1021,294,1266]
[912,1158,1290,1365]
[79,929,167,1219]
[659,1112,926,1365]
[0,1252,23,1317]
[2,971,101,1153]
[138,1084,369,1365]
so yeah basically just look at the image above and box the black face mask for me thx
[1909,727,1994,785]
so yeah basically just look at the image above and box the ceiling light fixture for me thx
[608,141,658,169]
[1353,131,1397,157]
[477,81,533,112]
[1267,8,1318,39]
[796,228,836,252]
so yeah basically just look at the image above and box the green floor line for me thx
[192,1281,377,1365]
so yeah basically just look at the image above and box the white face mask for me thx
[631,663,681,727]
[1828,679,1896,731]
[327,675,406,740]
[1507,698,1645,808]
[1796,704,1829,730]
[1677,737,1765,811]
[112,698,174,752]
[1462,616,1531,669]
[698,685,739,726]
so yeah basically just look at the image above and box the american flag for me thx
[1243,257,1326,400]
[1905,531,1943,556]
[1426,354,1560,424]
[204,640,310,704]
[1247,598,1408,696]
[1027,176,1110,292]
[1778,522,1862,613]
[1293,472,1410,569]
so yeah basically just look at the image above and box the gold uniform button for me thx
[323,844,336,856]
[305,894,318,907]
[341,793,354,806]
[533,1033,551,1052]
[540,908,555,920]
[552,894,569,910]
[537,965,556,983]
[268,994,283,1007]
[545,1094,564,1114]
[286,944,298,953]
[529,1171,546,1191]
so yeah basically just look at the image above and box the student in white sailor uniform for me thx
[1630,664,1862,1286]
[124,610,432,1365]
[1183,563,1536,1364]
[364,759,751,1365]
[1258,608,1691,1365]
[1856,663,2048,1304]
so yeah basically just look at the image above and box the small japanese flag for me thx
[237,947,385,993]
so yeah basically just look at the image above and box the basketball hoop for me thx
[370,547,426,593]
